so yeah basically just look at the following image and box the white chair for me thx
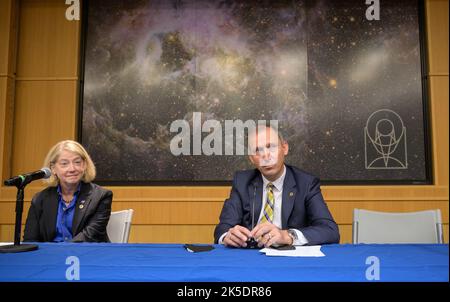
[107,209,134,243]
[353,209,443,244]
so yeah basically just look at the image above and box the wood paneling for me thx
[129,225,217,244]
[11,80,78,176]
[0,0,18,182]
[0,0,18,76]
[0,224,17,242]
[429,76,449,186]
[426,0,449,76]
[0,78,15,181]
[0,0,10,74]
[113,200,450,225]
[1,223,448,244]
[1,199,448,226]
[2,184,447,202]
[16,0,80,78]
[0,0,448,246]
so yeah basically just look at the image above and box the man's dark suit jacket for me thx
[23,182,113,242]
[214,165,340,245]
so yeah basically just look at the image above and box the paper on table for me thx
[260,245,325,257]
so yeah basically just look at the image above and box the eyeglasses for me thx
[55,159,84,169]
[252,143,279,156]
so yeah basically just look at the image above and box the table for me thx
[0,243,448,282]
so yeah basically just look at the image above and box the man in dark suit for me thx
[214,126,339,247]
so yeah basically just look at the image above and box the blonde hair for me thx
[43,140,96,186]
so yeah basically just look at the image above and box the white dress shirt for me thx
[220,165,309,246]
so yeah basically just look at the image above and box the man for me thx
[214,125,339,247]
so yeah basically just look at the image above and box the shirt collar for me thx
[261,165,286,191]
[57,182,82,197]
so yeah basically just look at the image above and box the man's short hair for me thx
[247,124,286,144]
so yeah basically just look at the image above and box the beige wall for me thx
[0,0,448,243]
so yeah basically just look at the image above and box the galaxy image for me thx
[81,0,429,184]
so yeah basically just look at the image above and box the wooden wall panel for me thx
[1,223,448,244]
[0,224,218,244]
[16,0,79,78]
[11,81,78,178]
[0,0,12,74]
[0,0,19,76]
[0,0,448,245]
[0,200,448,244]
[129,225,217,244]
[429,77,449,185]
[0,4,9,73]
[0,0,18,182]
[426,0,449,76]
[1,198,449,226]
[0,224,17,242]
[0,184,448,203]
[0,78,15,181]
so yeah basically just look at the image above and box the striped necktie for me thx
[260,183,275,224]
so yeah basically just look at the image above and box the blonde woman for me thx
[24,140,113,242]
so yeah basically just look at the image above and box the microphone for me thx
[4,168,51,187]
[245,180,259,249]
[0,167,50,253]
[251,180,257,229]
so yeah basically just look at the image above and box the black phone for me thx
[184,244,214,253]
[271,245,296,250]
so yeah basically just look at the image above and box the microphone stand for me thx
[245,182,259,249]
[0,176,38,253]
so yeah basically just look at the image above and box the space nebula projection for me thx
[81,0,429,184]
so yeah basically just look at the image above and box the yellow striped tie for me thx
[260,183,274,224]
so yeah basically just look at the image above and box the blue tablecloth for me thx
[0,243,448,282]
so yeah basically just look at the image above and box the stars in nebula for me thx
[83,0,427,182]
[328,79,337,89]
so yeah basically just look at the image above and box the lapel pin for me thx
[289,192,294,197]
[79,204,84,209]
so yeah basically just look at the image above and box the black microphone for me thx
[251,180,257,229]
[245,180,259,249]
[4,167,51,187]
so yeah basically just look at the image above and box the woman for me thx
[24,140,113,242]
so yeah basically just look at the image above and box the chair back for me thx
[107,209,134,243]
[353,209,443,244]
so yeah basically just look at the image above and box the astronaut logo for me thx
[365,109,407,169]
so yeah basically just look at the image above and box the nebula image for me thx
[81,0,428,184]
